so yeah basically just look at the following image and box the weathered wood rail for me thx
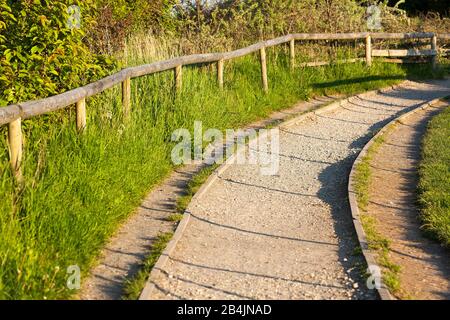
[1,32,449,181]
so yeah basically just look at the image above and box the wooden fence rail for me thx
[1,32,449,181]
[371,49,437,57]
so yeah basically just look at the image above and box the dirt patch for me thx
[367,101,450,299]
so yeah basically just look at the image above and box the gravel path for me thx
[149,79,450,300]
[79,94,341,299]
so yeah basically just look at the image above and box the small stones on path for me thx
[147,79,450,300]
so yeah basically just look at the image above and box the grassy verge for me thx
[353,127,404,297]
[0,47,445,298]
[122,232,173,300]
[122,163,219,299]
[418,104,450,247]
[176,164,220,214]
[353,135,386,211]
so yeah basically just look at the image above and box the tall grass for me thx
[0,35,443,299]
[419,105,450,247]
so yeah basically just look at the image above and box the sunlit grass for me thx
[418,104,450,247]
[122,232,173,300]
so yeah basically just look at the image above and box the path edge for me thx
[347,96,447,301]
[139,81,412,300]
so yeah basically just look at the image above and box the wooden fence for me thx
[1,32,449,182]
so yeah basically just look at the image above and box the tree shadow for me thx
[315,95,450,299]
[368,108,450,299]
[312,75,404,90]
[313,100,426,300]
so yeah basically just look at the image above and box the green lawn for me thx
[418,104,450,247]
[0,51,444,298]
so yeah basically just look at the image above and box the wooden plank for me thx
[260,47,268,93]
[222,35,292,61]
[292,33,367,40]
[76,98,86,132]
[379,58,426,64]
[298,58,364,67]
[366,35,372,66]
[8,117,23,183]
[437,33,450,40]
[291,32,434,40]
[370,32,434,39]
[217,59,224,89]
[290,39,295,70]
[0,105,22,125]
[371,49,437,57]
[174,65,182,93]
[431,35,438,70]
[20,70,130,121]
[122,77,131,117]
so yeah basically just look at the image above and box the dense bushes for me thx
[87,0,178,53]
[144,0,450,54]
[0,0,113,107]
[1,1,449,108]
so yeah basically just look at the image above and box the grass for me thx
[121,232,173,300]
[360,214,402,295]
[167,213,184,222]
[418,104,450,247]
[176,164,219,214]
[0,39,446,299]
[353,135,386,211]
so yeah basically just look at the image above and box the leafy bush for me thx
[0,0,113,107]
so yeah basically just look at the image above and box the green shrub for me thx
[0,0,113,106]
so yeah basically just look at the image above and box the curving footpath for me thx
[143,79,450,300]
[349,98,450,299]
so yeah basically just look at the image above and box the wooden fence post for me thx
[260,47,268,93]
[217,59,224,89]
[290,39,296,70]
[174,65,182,94]
[365,35,372,67]
[431,35,438,70]
[122,77,131,117]
[8,117,23,183]
[76,98,86,132]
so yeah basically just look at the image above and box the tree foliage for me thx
[88,0,178,53]
[0,0,113,106]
